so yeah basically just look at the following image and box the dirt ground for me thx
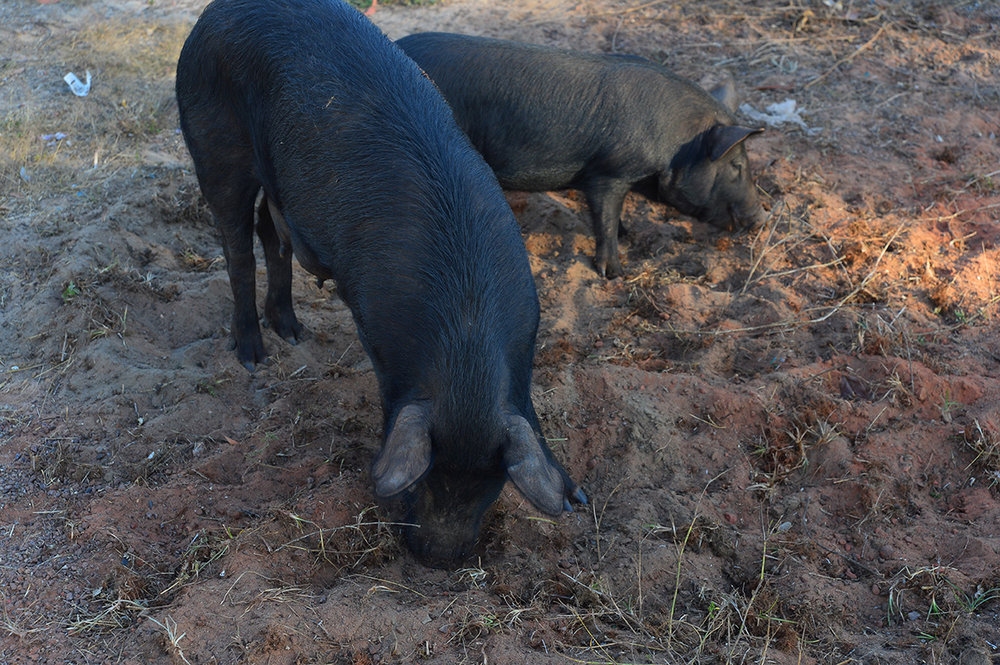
[2,0,999,662]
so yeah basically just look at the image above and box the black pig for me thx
[175,0,583,565]
[397,32,766,278]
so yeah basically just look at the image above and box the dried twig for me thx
[804,24,886,89]
[806,220,904,324]
[590,0,671,18]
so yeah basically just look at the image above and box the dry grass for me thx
[67,577,155,636]
[2,0,998,663]
[615,204,914,368]
[962,419,1000,487]
[161,528,237,596]
[179,247,223,273]
[436,476,814,664]
[29,437,103,484]
[147,615,193,665]
[276,505,400,573]
[745,417,840,496]
[886,564,1000,638]
[0,15,189,219]
[739,203,846,296]
[0,594,50,642]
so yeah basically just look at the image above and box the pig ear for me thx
[707,125,764,162]
[709,80,738,113]
[372,403,433,498]
[503,416,566,516]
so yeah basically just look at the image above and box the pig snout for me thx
[673,123,766,234]
[743,201,767,229]
[700,199,765,233]
[392,472,506,566]
[373,404,584,565]
[726,198,767,231]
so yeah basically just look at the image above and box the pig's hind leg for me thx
[256,198,303,345]
[214,181,266,371]
[185,131,267,370]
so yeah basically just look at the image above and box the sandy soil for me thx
[2,0,999,662]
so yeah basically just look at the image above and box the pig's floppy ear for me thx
[707,125,764,162]
[503,415,566,516]
[372,403,432,498]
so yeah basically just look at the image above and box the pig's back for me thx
[179,2,536,401]
[398,32,730,188]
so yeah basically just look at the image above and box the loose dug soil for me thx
[2,0,999,663]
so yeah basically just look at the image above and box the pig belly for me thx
[266,199,333,282]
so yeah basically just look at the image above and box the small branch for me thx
[804,24,886,89]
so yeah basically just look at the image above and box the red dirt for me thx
[1,0,998,663]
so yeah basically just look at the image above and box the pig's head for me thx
[659,81,766,231]
[371,402,575,567]
[663,122,765,232]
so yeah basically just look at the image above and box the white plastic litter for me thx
[64,70,92,97]
[41,132,67,146]
[739,98,821,135]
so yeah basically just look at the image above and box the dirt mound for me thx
[1,0,998,663]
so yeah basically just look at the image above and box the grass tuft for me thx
[962,419,1000,486]
[277,505,400,572]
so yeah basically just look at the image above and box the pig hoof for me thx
[562,487,588,512]
[263,313,304,344]
[277,323,304,345]
[603,260,624,280]
[232,337,267,371]
[594,252,624,279]
[238,352,266,371]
